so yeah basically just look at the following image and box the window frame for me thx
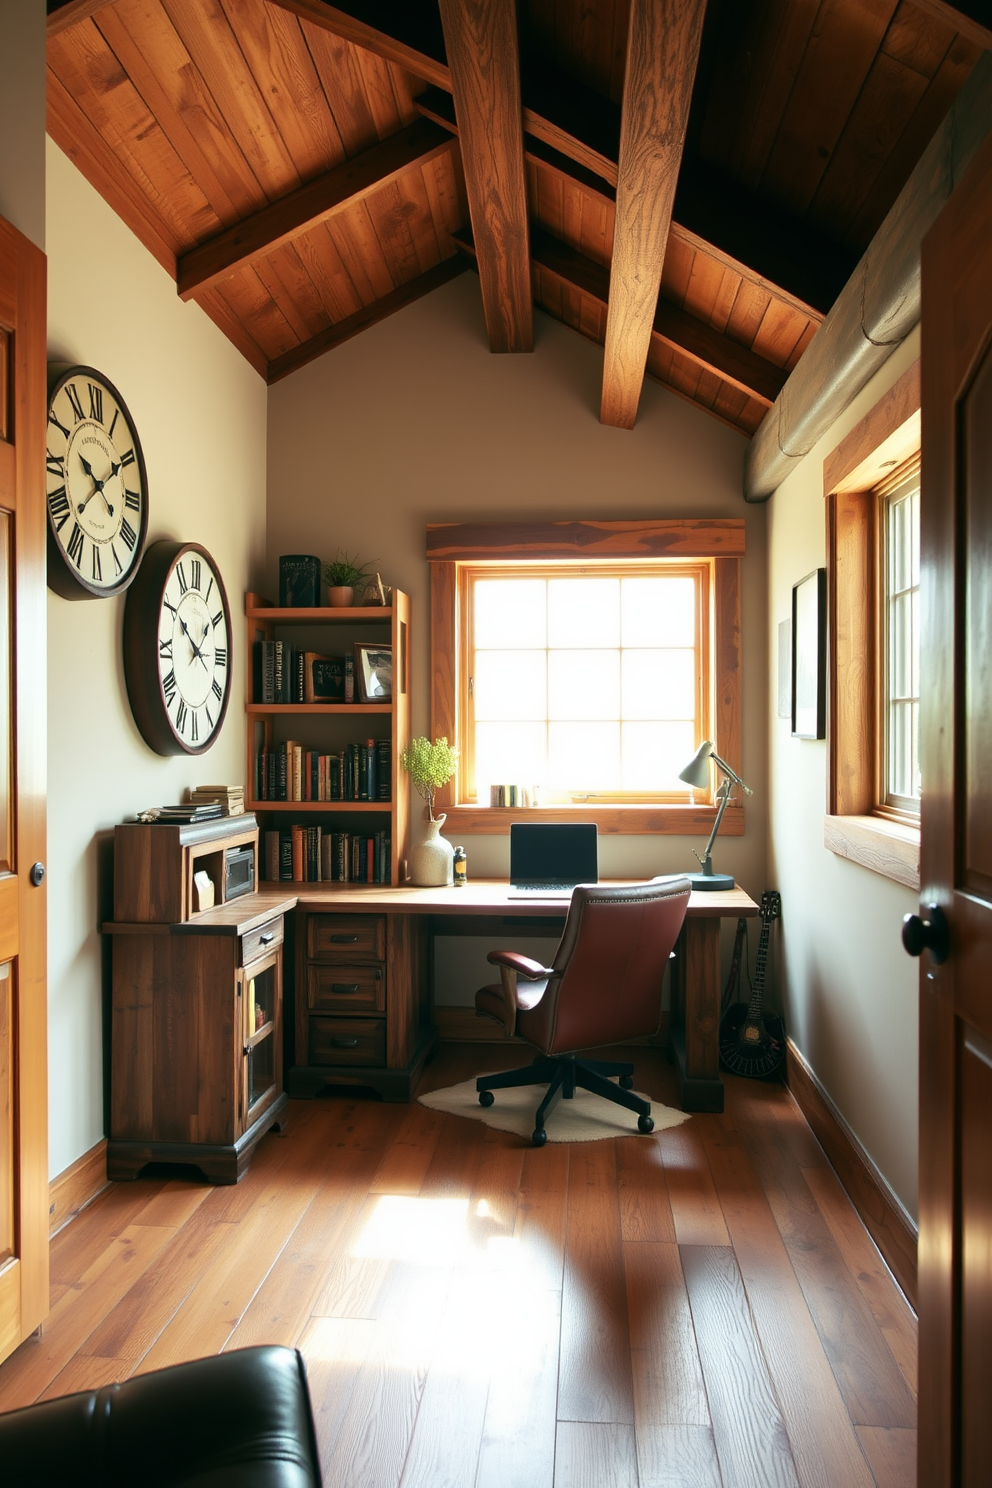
[824,360,921,888]
[428,519,745,836]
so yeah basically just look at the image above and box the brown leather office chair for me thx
[475,876,691,1145]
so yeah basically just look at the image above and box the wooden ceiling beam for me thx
[601,0,707,428]
[266,255,467,383]
[267,0,450,89]
[436,0,532,352]
[177,119,455,302]
[452,228,786,408]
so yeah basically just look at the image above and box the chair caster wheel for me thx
[478,1090,495,1107]
[637,1115,655,1134]
[532,1128,547,1147]
[620,1075,634,1089]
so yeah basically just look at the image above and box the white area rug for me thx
[419,1074,690,1143]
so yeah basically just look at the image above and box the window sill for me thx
[824,814,920,890]
[436,803,745,837]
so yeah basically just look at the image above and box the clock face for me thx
[156,548,231,753]
[46,365,148,599]
[124,540,232,757]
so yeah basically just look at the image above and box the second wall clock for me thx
[45,363,148,599]
[124,540,232,756]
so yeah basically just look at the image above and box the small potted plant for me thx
[322,551,373,607]
[400,736,459,885]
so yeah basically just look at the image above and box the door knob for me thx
[902,904,949,964]
[30,862,45,887]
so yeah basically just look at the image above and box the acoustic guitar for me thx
[719,890,785,1079]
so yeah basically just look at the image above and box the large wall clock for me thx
[124,540,232,756]
[45,363,149,599]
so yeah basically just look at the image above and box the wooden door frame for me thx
[918,123,992,1488]
[0,211,48,1360]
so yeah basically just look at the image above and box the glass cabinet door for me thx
[241,947,281,1128]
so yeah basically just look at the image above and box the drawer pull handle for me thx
[330,934,360,943]
[331,1037,360,1049]
[331,983,361,994]
[259,932,275,945]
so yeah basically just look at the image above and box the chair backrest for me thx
[518,876,691,1055]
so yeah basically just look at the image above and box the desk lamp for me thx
[678,740,752,891]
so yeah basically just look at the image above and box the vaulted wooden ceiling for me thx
[46,0,988,436]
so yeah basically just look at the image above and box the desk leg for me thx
[669,918,724,1112]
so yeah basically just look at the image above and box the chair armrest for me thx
[487,949,555,979]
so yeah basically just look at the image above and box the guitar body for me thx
[719,1004,786,1078]
[720,890,784,1080]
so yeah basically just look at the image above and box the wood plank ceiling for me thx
[46,0,986,436]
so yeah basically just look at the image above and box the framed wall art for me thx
[354,642,392,704]
[792,568,826,739]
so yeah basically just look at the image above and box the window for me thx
[824,359,920,887]
[428,520,745,835]
[879,459,921,817]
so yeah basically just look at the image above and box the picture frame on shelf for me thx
[302,652,345,704]
[354,642,392,703]
[791,568,826,739]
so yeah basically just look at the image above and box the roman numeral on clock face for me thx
[212,610,224,631]
[91,545,102,583]
[120,518,137,551]
[159,636,173,660]
[175,699,188,735]
[65,383,85,422]
[162,669,176,705]
[189,559,201,592]
[124,489,140,511]
[47,450,65,478]
[67,523,85,568]
[49,486,70,531]
[88,383,103,423]
[190,710,199,744]
[214,647,227,669]
[211,677,222,702]
[48,409,70,440]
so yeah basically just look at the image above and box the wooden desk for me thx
[190,880,758,1113]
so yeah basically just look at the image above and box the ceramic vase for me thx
[409,814,454,887]
[327,585,354,607]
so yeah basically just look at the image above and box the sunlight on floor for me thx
[350,1194,521,1269]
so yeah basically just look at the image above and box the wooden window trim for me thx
[824,360,920,888]
[428,520,744,836]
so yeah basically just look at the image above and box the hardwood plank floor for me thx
[0,1047,916,1487]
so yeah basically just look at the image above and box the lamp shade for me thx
[679,740,714,790]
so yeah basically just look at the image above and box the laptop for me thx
[507,822,598,898]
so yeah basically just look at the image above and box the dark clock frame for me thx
[46,363,150,601]
[124,539,233,757]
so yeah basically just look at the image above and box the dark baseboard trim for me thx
[49,1138,109,1237]
[786,1037,918,1310]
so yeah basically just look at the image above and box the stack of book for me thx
[254,641,354,704]
[263,827,391,883]
[254,740,390,802]
[136,803,223,824]
[188,784,245,816]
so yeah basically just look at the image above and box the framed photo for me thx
[354,642,392,704]
[303,652,345,704]
[792,568,826,739]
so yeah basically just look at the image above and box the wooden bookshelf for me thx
[245,591,410,887]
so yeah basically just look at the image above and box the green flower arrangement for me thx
[400,736,459,821]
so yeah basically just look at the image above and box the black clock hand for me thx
[77,453,115,518]
[178,614,209,671]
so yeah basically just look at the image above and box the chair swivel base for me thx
[477,1054,654,1146]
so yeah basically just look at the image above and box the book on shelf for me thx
[262,827,391,883]
[253,739,390,803]
[278,554,321,608]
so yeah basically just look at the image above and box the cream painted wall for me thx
[766,325,921,1221]
[267,273,769,1002]
[0,0,45,251]
[46,141,267,1179]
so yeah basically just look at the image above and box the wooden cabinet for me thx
[107,815,286,1184]
[107,912,287,1184]
[289,908,435,1101]
[245,591,410,887]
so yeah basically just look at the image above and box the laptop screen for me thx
[509,822,598,886]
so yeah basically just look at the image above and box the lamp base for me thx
[686,871,736,892]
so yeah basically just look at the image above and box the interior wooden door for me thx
[917,125,992,1487]
[0,212,48,1364]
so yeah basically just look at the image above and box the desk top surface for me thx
[154,879,759,936]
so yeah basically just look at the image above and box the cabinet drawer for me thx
[309,1016,385,1067]
[307,964,385,1014]
[308,914,384,961]
[241,916,283,965]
